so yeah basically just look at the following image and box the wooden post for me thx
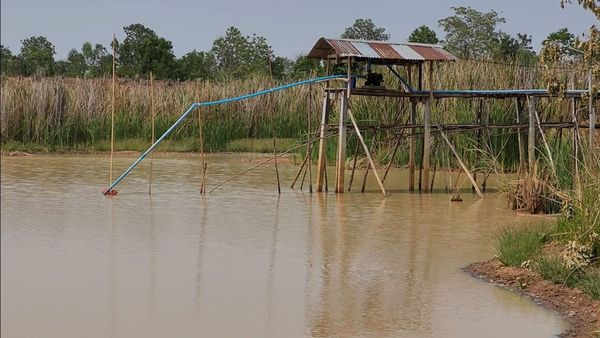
[418,63,423,91]
[408,65,416,191]
[515,98,525,175]
[473,99,483,190]
[316,93,331,192]
[423,61,434,193]
[534,103,556,177]
[335,57,351,193]
[336,93,348,193]
[109,34,116,189]
[199,107,207,194]
[422,91,432,190]
[528,96,536,172]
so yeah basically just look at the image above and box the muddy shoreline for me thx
[465,259,600,338]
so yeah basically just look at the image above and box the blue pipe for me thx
[103,74,346,194]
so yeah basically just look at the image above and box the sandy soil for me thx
[465,259,600,338]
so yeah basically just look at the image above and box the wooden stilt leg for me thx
[316,94,330,192]
[335,94,348,193]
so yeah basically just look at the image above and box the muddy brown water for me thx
[1,154,567,338]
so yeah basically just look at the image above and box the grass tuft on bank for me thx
[495,164,600,300]
[496,224,549,267]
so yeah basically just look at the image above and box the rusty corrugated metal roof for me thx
[307,38,457,62]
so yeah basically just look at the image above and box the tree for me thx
[119,23,177,79]
[408,26,440,44]
[438,7,506,58]
[290,55,323,78]
[176,50,216,80]
[19,36,56,76]
[494,32,536,61]
[66,49,86,77]
[211,26,276,78]
[211,26,251,77]
[1,45,21,75]
[81,42,110,76]
[544,28,577,56]
[341,18,390,41]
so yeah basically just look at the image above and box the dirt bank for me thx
[465,259,600,338]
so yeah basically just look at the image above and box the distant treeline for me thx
[0,7,582,81]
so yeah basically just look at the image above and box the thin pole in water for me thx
[198,93,207,194]
[149,72,155,194]
[108,34,116,194]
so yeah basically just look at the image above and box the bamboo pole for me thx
[360,134,376,193]
[515,98,525,175]
[571,96,580,191]
[108,34,116,193]
[347,108,386,197]
[149,72,155,194]
[430,162,437,192]
[437,126,483,198]
[528,96,536,171]
[382,136,401,184]
[272,93,281,194]
[209,134,335,193]
[347,139,361,191]
[199,106,207,194]
[291,155,308,189]
[534,103,556,177]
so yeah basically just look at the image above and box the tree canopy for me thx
[19,36,56,76]
[408,26,440,44]
[341,18,390,41]
[438,7,505,59]
[119,24,177,79]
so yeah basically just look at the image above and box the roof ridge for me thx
[327,37,443,49]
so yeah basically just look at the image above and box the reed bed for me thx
[0,60,591,171]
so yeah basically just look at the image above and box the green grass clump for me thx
[495,224,549,266]
[574,269,600,299]
[534,255,572,284]
[534,256,600,300]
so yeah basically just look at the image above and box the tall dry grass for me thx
[0,60,591,169]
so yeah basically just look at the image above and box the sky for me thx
[1,0,597,60]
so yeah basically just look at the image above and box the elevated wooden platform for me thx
[344,88,598,99]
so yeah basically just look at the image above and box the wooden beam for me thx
[348,108,387,197]
[437,126,483,198]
